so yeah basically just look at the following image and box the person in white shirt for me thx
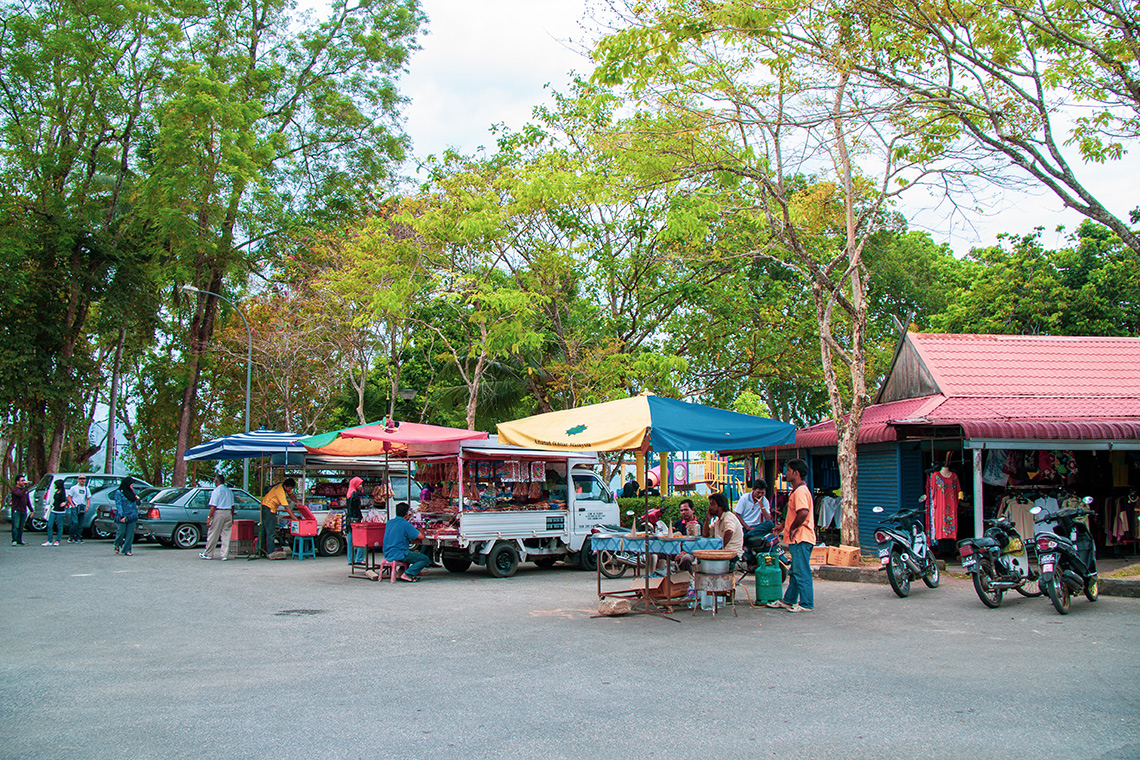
[734,479,771,531]
[201,474,235,560]
[66,475,92,544]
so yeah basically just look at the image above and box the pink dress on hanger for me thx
[927,470,960,540]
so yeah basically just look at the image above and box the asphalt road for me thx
[2,539,1138,760]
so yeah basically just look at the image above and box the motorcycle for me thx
[873,498,940,598]
[1032,497,1099,615]
[957,515,1042,608]
[742,520,790,582]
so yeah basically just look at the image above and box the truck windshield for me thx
[572,474,613,503]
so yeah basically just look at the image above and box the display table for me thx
[350,522,386,577]
[590,533,726,616]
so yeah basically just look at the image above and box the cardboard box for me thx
[631,572,693,600]
[810,546,829,564]
[828,545,861,567]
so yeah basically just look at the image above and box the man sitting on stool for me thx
[382,503,430,583]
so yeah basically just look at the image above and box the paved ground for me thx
[2,539,1139,760]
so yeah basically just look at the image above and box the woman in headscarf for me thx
[345,477,365,565]
[113,476,140,556]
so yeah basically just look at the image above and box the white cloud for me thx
[401,0,591,161]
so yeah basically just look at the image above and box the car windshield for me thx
[152,488,189,504]
[34,474,52,492]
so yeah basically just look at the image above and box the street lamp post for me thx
[182,285,252,491]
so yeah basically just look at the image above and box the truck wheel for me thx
[486,543,519,578]
[577,536,597,571]
[317,532,345,556]
[443,556,471,573]
[533,556,558,569]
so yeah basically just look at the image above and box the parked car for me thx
[135,487,264,549]
[92,486,163,540]
[25,473,152,533]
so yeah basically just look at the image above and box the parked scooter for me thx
[873,497,940,597]
[957,514,1042,608]
[1032,497,1098,615]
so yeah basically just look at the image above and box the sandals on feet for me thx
[397,574,419,583]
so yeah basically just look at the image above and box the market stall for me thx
[497,392,797,616]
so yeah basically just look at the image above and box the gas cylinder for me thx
[755,554,783,604]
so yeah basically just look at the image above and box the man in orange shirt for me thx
[768,458,815,612]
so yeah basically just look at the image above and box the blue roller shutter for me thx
[856,444,900,554]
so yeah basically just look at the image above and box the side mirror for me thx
[918,495,928,503]
[872,506,884,513]
[1083,496,1094,505]
[625,510,635,516]
[1030,506,1042,515]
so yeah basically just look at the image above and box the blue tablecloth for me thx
[589,534,723,555]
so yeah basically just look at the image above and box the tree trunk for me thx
[105,326,126,472]
[172,282,222,486]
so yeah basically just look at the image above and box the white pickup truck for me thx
[418,442,619,578]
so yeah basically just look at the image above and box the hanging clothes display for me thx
[926,469,961,540]
[817,492,841,529]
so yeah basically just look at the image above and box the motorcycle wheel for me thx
[972,563,1003,608]
[598,550,630,579]
[1084,578,1099,602]
[1046,572,1071,615]
[886,551,911,598]
[922,557,940,589]
[1014,578,1044,598]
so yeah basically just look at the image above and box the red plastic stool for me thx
[377,559,407,582]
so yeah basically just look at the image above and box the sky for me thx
[398,0,1137,257]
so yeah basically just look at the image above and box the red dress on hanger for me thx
[927,469,960,540]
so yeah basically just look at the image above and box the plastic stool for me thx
[292,535,316,561]
[377,559,407,582]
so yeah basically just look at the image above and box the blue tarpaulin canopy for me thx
[497,393,796,454]
[183,429,305,461]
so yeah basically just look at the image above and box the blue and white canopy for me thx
[184,429,305,461]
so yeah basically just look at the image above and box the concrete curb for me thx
[809,561,1140,598]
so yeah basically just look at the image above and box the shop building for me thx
[786,332,1140,555]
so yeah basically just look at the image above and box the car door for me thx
[233,490,261,522]
[571,471,618,533]
[185,489,210,526]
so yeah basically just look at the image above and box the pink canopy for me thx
[299,420,488,457]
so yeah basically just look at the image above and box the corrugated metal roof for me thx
[793,396,944,448]
[908,333,1140,397]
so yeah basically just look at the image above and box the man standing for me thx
[382,503,429,582]
[257,478,300,557]
[734,479,771,530]
[10,474,30,545]
[201,474,235,560]
[769,459,815,612]
[66,475,91,544]
[707,492,744,558]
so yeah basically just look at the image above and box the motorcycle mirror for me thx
[872,506,884,513]
[625,510,635,516]
[1083,496,1094,504]
[1029,506,1042,515]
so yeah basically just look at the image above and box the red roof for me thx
[907,333,1140,397]
[789,333,1140,447]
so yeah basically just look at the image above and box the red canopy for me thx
[299,420,488,457]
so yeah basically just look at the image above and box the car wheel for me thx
[442,556,471,573]
[317,532,345,556]
[28,515,47,532]
[577,536,597,571]
[91,522,115,540]
[533,556,559,569]
[172,523,202,550]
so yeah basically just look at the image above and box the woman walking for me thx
[113,477,140,556]
[345,477,365,565]
[42,482,67,546]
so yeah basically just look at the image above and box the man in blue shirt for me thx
[382,503,429,582]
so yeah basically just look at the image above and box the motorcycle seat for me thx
[974,537,1000,550]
